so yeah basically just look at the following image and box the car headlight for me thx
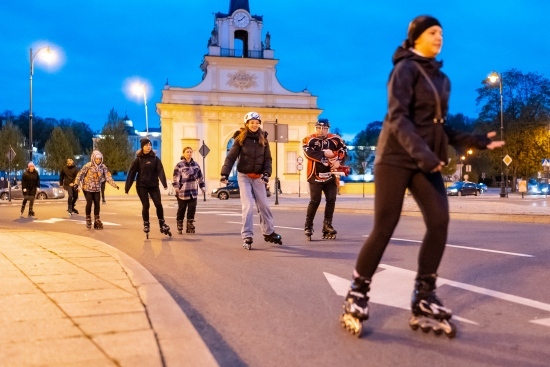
[212,189,218,194]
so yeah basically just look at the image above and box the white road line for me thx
[362,235,533,257]
[226,221,301,230]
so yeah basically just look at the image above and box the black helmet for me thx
[316,118,330,128]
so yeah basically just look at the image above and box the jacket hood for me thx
[91,150,103,166]
[392,45,443,70]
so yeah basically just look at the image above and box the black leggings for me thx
[306,179,338,224]
[176,197,197,221]
[136,186,164,222]
[83,191,101,216]
[355,164,449,279]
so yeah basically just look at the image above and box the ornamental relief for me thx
[226,70,258,90]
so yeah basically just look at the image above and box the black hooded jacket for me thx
[125,150,168,192]
[60,164,79,190]
[221,129,272,177]
[375,46,492,172]
[22,169,40,196]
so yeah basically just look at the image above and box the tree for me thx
[0,122,27,173]
[349,121,382,175]
[96,109,133,172]
[475,68,550,189]
[42,127,74,172]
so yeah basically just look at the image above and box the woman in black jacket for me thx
[20,162,40,218]
[340,15,504,337]
[125,138,171,237]
[220,111,282,250]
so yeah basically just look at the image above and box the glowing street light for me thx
[131,82,149,137]
[29,46,57,161]
[488,71,507,198]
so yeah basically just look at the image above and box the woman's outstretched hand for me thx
[486,131,505,150]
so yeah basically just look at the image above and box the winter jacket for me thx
[303,133,347,183]
[221,129,272,177]
[74,151,117,192]
[59,164,79,190]
[172,158,205,200]
[375,46,492,172]
[21,169,40,197]
[125,150,168,193]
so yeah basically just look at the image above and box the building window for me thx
[286,151,297,173]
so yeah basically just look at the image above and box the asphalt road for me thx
[1,198,548,367]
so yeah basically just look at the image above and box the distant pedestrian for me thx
[0,177,7,189]
[60,158,80,215]
[220,111,282,250]
[74,150,119,229]
[11,177,17,187]
[20,162,40,218]
[125,138,171,237]
[340,15,505,338]
[172,147,206,234]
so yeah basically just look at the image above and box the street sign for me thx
[6,147,16,162]
[198,143,210,157]
[296,163,303,171]
[503,154,512,166]
[297,156,303,164]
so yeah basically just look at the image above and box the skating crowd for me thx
[13,15,507,339]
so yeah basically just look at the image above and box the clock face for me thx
[234,11,250,28]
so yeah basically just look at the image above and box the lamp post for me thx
[131,82,149,137]
[488,71,507,198]
[29,46,52,161]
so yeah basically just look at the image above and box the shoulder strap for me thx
[412,62,444,123]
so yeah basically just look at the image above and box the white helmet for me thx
[244,111,261,124]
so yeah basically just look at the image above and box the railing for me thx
[220,48,263,59]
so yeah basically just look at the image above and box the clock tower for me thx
[157,1,321,194]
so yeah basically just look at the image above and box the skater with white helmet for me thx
[74,150,119,229]
[340,15,505,338]
[220,111,282,250]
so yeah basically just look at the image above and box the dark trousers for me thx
[136,186,164,222]
[66,186,79,210]
[176,197,197,221]
[83,191,101,216]
[306,178,338,225]
[355,164,449,279]
[22,195,35,212]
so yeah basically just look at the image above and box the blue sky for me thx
[1,1,549,142]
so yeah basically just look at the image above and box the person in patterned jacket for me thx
[74,150,119,229]
[172,147,205,234]
[302,118,347,240]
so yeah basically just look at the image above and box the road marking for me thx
[362,235,533,257]
[32,218,121,226]
[196,211,241,214]
[226,221,301,230]
[326,264,550,326]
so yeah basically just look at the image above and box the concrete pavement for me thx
[0,190,547,366]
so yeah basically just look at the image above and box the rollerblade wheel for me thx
[445,322,457,339]
[340,314,363,338]
[243,243,251,250]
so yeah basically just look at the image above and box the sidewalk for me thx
[0,192,547,366]
[0,230,218,367]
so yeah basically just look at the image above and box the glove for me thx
[23,188,27,192]
[220,175,228,184]
[261,173,269,184]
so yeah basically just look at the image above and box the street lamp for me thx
[29,46,54,161]
[488,71,507,198]
[131,82,149,137]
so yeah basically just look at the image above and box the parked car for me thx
[476,182,488,193]
[211,181,272,200]
[0,182,65,201]
[447,181,478,196]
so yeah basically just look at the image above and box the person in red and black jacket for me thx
[302,118,347,239]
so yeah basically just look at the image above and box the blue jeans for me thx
[237,172,274,239]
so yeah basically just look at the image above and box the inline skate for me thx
[176,220,184,235]
[340,275,371,337]
[243,237,253,250]
[86,216,92,229]
[263,232,282,245]
[72,208,79,215]
[28,210,36,218]
[322,220,337,239]
[186,219,195,234]
[304,219,313,241]
[20,206,25,218]
[144,221,150,239]
[408,274,456,338]
[94,216,103,230]
[159,219,172,237]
